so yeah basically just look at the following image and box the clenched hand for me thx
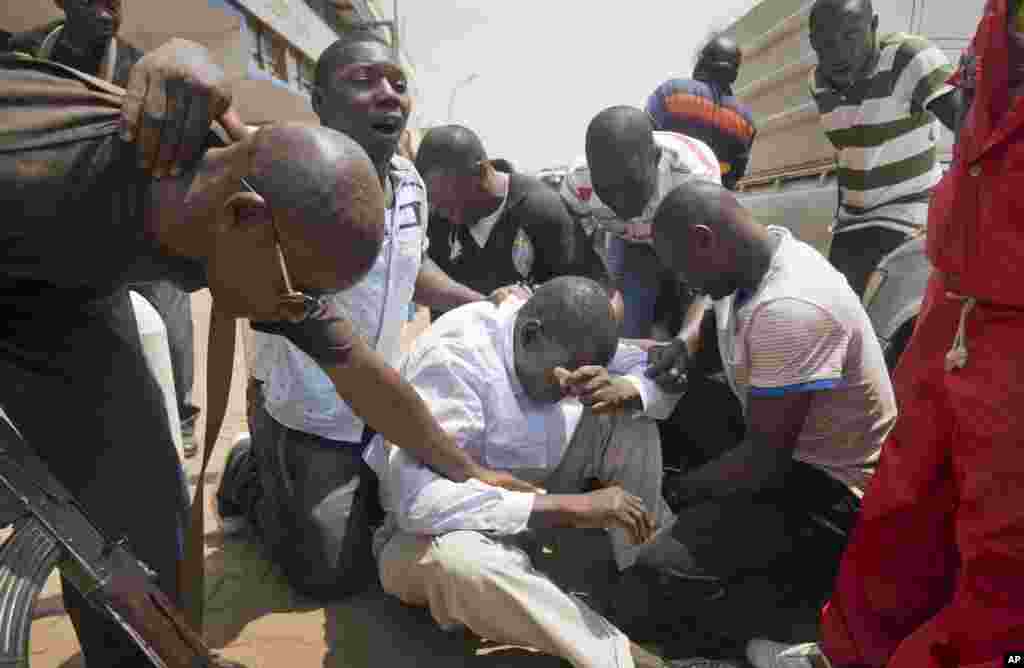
[575,485,655,545]
[555,366,641,414]
[121,38,249,177]
[644,340,691,394]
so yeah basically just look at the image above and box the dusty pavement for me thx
[25,291,581,668]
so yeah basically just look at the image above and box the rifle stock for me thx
[90,542,222,668]
[0,414,236,668]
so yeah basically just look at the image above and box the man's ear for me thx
[691,224,716,252]
[519,318,543,347]
[477,159,497,191]
[222,191,271,232]
[53,0,65,10]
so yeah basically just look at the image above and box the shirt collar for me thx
[469,178,510,247]
[731,226,791,309]
[496,296,527,396]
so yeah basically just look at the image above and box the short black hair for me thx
[518,276,619,368]
[415,124,488,176]
[314,27,391,92]
[809,0,874,29]
[586,106,654,160]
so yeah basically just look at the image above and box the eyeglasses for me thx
[239,177,325,322]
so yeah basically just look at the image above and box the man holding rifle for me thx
[0,39,533,667]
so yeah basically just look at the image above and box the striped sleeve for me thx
[892,36,955,113]
[745,298,848,396]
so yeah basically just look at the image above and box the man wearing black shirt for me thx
[8,0,201,457]
[0,48,536,666]
[417,125,615,320]
[8,1,140,87]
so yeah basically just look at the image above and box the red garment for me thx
[928,0,1024,307]
[821,2,1024,665]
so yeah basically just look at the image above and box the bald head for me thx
[585,106,659,219]
[694,34,742,87]
[586,106,655,162]
[248,123,385,293]
[652,179,769,299]
[653,179,746,240]
[415,124,488,176]
[200,122,386,320]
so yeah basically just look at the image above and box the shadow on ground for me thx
[202,527,573,667]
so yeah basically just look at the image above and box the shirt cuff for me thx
[749,377,840,397]
[488,486,535,534]
[623,374,681,421]
[922,82,955,110]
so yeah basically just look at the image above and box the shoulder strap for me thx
[178,305,236,631]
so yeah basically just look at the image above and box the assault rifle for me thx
[0,413,240,668]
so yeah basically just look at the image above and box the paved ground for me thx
[26,291,580,668]
[22,291,822,667]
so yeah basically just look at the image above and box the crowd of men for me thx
[0,0,1020,667]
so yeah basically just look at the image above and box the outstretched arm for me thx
[413,256,485,313]
[252,310,539,492]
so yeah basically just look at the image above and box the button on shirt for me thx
[253,155,429,443]
[363,296,681,536]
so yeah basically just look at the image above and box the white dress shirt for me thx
[364,296,681,537]
[252,155,429,443]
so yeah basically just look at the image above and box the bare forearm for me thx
[527,494,589,529]
[414,259,484,312]
[321,341,478,482]
[676,294,710,345]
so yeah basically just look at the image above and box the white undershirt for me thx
[467,181,510,248]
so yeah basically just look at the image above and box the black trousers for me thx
[827,225,916,298]
[0,290,188,667]
[660,374,860,580]
[219,397,380,602]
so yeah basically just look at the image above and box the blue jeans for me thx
[607,237,664,339]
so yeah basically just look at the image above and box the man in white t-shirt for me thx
[584,106,720,341]
[645,179,896,651]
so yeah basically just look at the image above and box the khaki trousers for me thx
[378,412,675,668]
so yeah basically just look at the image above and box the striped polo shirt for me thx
[810,33,954,229]
[714,227,897,495]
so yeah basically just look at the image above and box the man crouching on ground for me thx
[366,276,721,668]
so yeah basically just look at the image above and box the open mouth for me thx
[371,117,404,137]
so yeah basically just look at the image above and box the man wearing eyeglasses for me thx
[8,0,203,460]
[218,29,533,602]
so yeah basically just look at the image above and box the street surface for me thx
[26,291,574,668]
